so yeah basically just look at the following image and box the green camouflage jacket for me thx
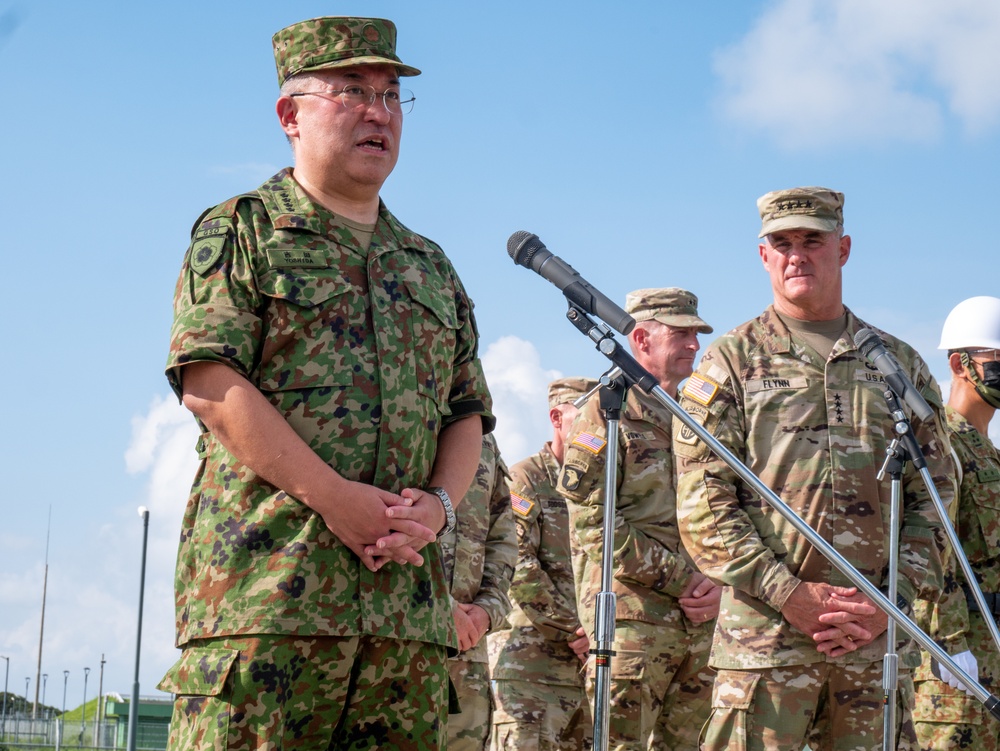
[915,407,1000,678]
[674,306,952,669]
[559,387,701,633]
[490,443,586,686]
[440,433,517,664]
[165,169,492,649]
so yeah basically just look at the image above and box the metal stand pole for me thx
[589,374,627,751]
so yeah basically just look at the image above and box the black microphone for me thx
[854,328,934,422]
[507,231,635,336]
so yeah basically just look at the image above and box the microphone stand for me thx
[874,386,1000,687]
[564,306,659,751]
[874,391,907,750]
[555,301,1000,734]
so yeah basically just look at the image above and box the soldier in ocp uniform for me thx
[488,377,597,751]
[440,433,517,750]
[911,296,1000,750]
[559,289,719,750]
[674,187,953,751]
[159,16,493,750]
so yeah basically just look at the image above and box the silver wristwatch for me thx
[427,486,456,539]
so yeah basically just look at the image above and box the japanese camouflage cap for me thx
[272,16,421,86]
[548,377,599,409]
[625,288,713,334]
[757,186,844,238]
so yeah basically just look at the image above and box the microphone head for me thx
[853,328,882,357]
[507,231,545,267]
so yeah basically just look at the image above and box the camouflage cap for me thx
[625,288,713,334]
[757,186,844,239]
[272,16,421,86]
[548,377,599,409]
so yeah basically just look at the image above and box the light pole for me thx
[24,677,29,713]
[41,674,47,720]
[1,654,9,737]
[81,667,90,743]
[0,655,10,738]
[127,506,150,751]
[57,670,68,751]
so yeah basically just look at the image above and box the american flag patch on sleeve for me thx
[510,492,534,516]
[571,432,607,454]
[683,373,720,406]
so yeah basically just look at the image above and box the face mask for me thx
[961,352,1000,409]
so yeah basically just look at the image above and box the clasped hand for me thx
[782,581,887,657]
[320,481,444,572]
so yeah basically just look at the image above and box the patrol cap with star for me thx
[624,288,713,334]
[757,186,844,239]
[272,16,421,86]
[548,377,599,409]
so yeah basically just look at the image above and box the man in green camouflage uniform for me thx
[558,289,719,750]
[911,296,1000,749]
[674,187,953,751]
[159,17,493,751]
[441,433,517,750]
[489,377,597,751]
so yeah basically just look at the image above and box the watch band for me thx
[427,486,456,539]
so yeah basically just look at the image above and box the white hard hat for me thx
[938,296,1000,350]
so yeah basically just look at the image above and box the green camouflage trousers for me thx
[446,658,492,751]
[159,634,448,750]
[491,679,592,751]
[586,619,713,751]
[704,662,918,751]
[912,612,999,749]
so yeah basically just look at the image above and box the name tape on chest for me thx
[266,248,328,268]
[745,376,808,393]
[510,492,535,517]
[683,373,720,406]
[571,432,607,455]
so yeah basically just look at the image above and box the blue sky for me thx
[2,0,999,705]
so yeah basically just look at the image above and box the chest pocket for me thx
[403,278,459,409]
[972,464,1000,550]
[255,265,368,392]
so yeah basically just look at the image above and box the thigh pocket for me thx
[158,647,239,751]
[604,650,645,745]
[912,685,983,725]
[704,669,760,751]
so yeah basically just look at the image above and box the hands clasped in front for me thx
[782,581,888,657]
[318,481,446,572]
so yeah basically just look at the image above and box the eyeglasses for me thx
[967,348,1000,362]
[290,84,415,115]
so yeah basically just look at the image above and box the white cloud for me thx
[714,0,1000,148]
[481,335,562,465]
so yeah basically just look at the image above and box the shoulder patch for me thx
[683,373,720,406]
[190,234,227,276]
[510,492,535,517]
[561,465,585,492]
[571,432,607,455]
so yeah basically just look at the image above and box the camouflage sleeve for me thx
[165,202,264,400]
[914,551,970,655]
[560,400,697,599]
[473,440,516,630]
[674,367,800,612]
[896,356,951,608]
[442,270,495,433]
[507,474,582,640]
